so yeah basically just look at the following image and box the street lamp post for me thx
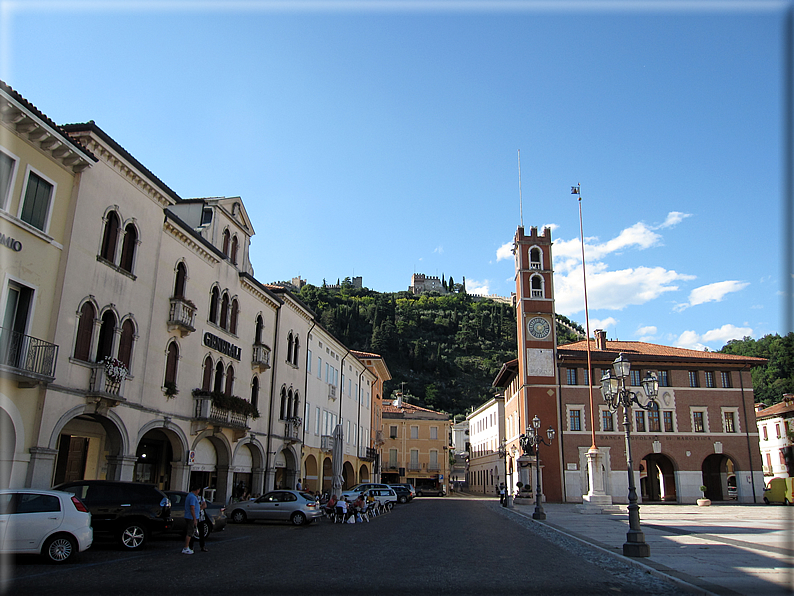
[600,353,660,558]
[497,439,508,507]
[519,415,556,520]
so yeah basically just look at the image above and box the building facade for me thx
[465,398,505,496]
[494,224,767,505]
[381,395,451,494]
[755,395,794,479]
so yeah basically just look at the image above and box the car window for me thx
[261,493,279,503]
[16,493,60,514]
[0,493,16,514]
[279,492,297,502]
[168,493,184,506]
[60,484,89,501]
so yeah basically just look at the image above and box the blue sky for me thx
[1,1,787,350]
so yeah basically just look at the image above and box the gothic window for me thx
[251,376,259,411]
[225,364,234,396]
[202,356,213,391]
[286,332,294,364]
[293,392,300,418]
[164,341,179,387]
[174,262,187,298]
[96,311,117,362]
[213,361,224,394]
[222,229,230,256]
[280,386,287,419]
[230,299,239,335]
[292,336,300,366]
[254,315,264,344]
[119,223,138,273]
[100,211,120,262]
[230,235,239,265]
[529,247,541,269]
[209,287,219,324]
[530,275,543,298]
[74,301,96,362]
[118,319,135,369]
[220,293,230,329]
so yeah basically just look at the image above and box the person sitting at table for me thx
[352,494,366,521]
[335,497,348,523]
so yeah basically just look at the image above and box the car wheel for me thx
[199,520,211,538]
[290,511,306,526]
[231,509,247,523]
[785,498,790,506]
[385,501,394,511]
[118,522,148,550]
[416,491,422,497]
[399,495,408,504]
[43,534,77,564]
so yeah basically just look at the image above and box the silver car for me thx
[228,490,321,526]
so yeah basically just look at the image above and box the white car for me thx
[0,489,93,563]
[341,483,390,501]
[359,487,398,510]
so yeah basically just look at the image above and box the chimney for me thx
[394,392,403,408]
[594,329,607,351]
[784,394,794,405]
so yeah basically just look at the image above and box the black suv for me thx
[53,480,172,550]
[388,484,413,504]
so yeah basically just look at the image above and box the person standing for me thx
[182,485,201,555]
[295,478,303,491]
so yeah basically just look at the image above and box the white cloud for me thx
[496,241,513,262]
[675,280,749,312]
[590,317,618,330]
[656,211,692,229]
[555,264,694,316]
[434,246,444,254]
[466,279,490,296]
[637,325,657,336]
[674,324,753,350]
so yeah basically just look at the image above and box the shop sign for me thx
[203,331,241,361]
[0,232,22,252]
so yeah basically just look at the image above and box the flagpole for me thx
[572,183,597,451]
[518,149,523,228]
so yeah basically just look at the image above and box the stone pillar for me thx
[215,465,232,505]
[26,447,58,489]
[170,461,190,491]
[581,446,613,511]
[264,467,276,493]
[106,454,138,481]
[251,466,265,496]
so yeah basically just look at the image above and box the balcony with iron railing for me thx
[358,446,377,461]
[0,326,58,386]
[427,462,440,471]
[167,297,197,337]
[384,460,400,470]
[252,343,271,372]
[408,462,422,471]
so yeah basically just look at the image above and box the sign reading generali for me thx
[203,331,241,361]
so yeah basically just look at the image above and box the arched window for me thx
[286,389,293,420]
[213,361,224,394]
[74,301,96,362]
[222,229,230,256]
[100,211,120,262]
[225,364,234,396]
[293,391,300,419]
[531,275,544,298]
[529,247,541,269]
[202,356,213,391]
[292,336,300,366]
[254,315,264,344]
[119,223,137,273]
[230,235,238,265]
[251,376,259,411]
[280,387,287,419]
[230,299,239,335]
[174,262,187,298]
[165,341,179,387]
[118,319,135,369]
[220,293,230,329]
[286,332,294,364]
[96,311,117,362]
[209,287,219,324]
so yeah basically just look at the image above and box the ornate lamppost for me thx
[497,439,508,506]
[519,415,555,520]
[600,353,659,558]
[497,441,520,507]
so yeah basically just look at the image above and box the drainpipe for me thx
[337,351,349,484]
[301,321,316,479]
[739,364,758,503]
[356,367,366,479]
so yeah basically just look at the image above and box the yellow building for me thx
[0,81,95,488]
[381,394,451,495]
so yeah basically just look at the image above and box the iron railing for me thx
[0,326,58,381]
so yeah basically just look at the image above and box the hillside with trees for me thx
[719,333,794,405]
[297,280,584,416]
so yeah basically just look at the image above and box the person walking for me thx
[182,484,201,554]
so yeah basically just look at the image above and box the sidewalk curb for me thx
[499,503,739,596]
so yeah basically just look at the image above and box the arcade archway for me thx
[702,454,736,501]
[640,453,677,502]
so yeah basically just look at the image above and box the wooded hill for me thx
[719,333,794,406]
[297,281,584,417]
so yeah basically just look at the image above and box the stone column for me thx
[581,446,613,510]
[26,447,58,489]
[215,464,232,505]
[170,461,190,491]
[106,454,138,481]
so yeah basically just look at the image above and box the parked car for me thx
[415,484,445,497]
[361,487,398,509]
[390,483,416,498]
[228,490,321,526]
[341,483,390,500]
[164,491,227,539]
[388,484,413,504]
[53,480,172,550]
[763,477,794,505]
[0,489,93,564]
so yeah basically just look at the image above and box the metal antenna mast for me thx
[518,150,523,227]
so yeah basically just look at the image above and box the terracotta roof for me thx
[756,398,794,420]
[382,401,449,419]
[350,350,383,360]
[558,339,767,365]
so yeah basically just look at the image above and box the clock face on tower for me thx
[527,316,551,340]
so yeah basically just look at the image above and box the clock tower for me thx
[514,225,563,502]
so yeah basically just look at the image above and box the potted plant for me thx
[697,485,711,506]
[163,381,178,399]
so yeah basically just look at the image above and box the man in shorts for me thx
[182,485,201,554]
